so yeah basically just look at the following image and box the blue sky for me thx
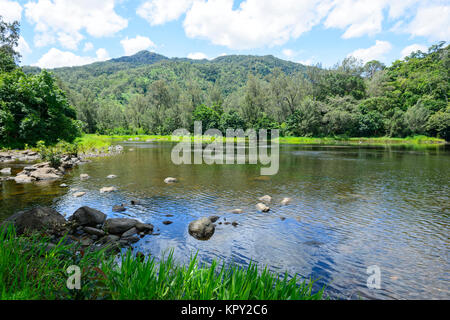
[1,0,449,69]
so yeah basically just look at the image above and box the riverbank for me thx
[79,134,446,149]
[0,222,324,300]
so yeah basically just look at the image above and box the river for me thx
[1,141,449,299]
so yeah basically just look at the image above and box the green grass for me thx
[278,135,446,146]
[0,226,324,300]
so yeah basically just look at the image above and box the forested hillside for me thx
[23,42,447,140]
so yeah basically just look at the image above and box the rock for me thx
[83,226,106,237]
[115,145,123,152]
[232,221,238,227]
[99,234,120,245]
[69,206,106,227]
[121,227,137,239]
[30,168,61,180]
[107,174,117,179]
[73,191,86,198]
[256,203,270,212]
[112,204,126,212]
[14,175,35,183]
[120,236,139,244]
[135,222,154,234]
[130,200,141,205]
[165,214,174,217]
[80,236,94,247]
[2,207,67,235]
[231,209,243,214]
[100,186,117,193]
[162,221,173,225]
[258,195,272,204]
[60,183,68,187]
[0,168,11,175]
[188,217,216,240]
[281,197,292,205]
[164,177,177,184]
[80,173,90,180]
[280,217,286,221]
[209,215,220,223]
[104,218,139,235]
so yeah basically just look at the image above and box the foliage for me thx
[0,226,324,300]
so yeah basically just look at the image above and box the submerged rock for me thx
[69,206,106,227]
[162,220,173,225]
[100,186,117,193]
[73,191,86,198]
[230,209,243,214]
[130,200,141,205]
[281,197,292,205]
[164,177,177,184]
[14,175,35,183]
[188,217,216,240]
[112,204,126,212]
[80,173,90,180]
[258,195,272,204]
[256,203,270,212]
[107,174,117,179]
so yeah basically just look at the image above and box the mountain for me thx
[22,51,307,102]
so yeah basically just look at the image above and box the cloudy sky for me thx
[1,0,449,69]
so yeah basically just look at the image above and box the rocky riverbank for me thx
[0,145,123,183]
[1,206,155,253]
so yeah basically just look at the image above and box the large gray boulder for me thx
[2,207,67,235]
[69,206,106,227]
[188,217,216,240]
[104,218,139,235]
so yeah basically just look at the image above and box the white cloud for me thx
[401,44,428,58]
[187,52,208,59]
[33,47,110,68]
[183,0,333,50]
[25,0,127,49]
[408,5,450,40]
[348,40,392,63]
[17,36,32,56]
[120,35,156,56]
[282,49,296,58]
[83,42,94,52]
[137,0,195,25]
[0,0,22,23]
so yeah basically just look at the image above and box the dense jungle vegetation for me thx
[1,17,449,149]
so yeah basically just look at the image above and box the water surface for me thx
[1,142,449,299]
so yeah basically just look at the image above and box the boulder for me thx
[2,207,67,235]
[83,226,106,237]
[104,218,139,235]
[100,186,117,193]
[135,222,154,234]
[281,197,292,205]
[69,206,106,227]
[121,227,138,239]
[164,177,177,184]
[188,217,216,240]
[258,195,272,204]
[256,203,270,212]
[14,175,35,183]
[0,168,11,175]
